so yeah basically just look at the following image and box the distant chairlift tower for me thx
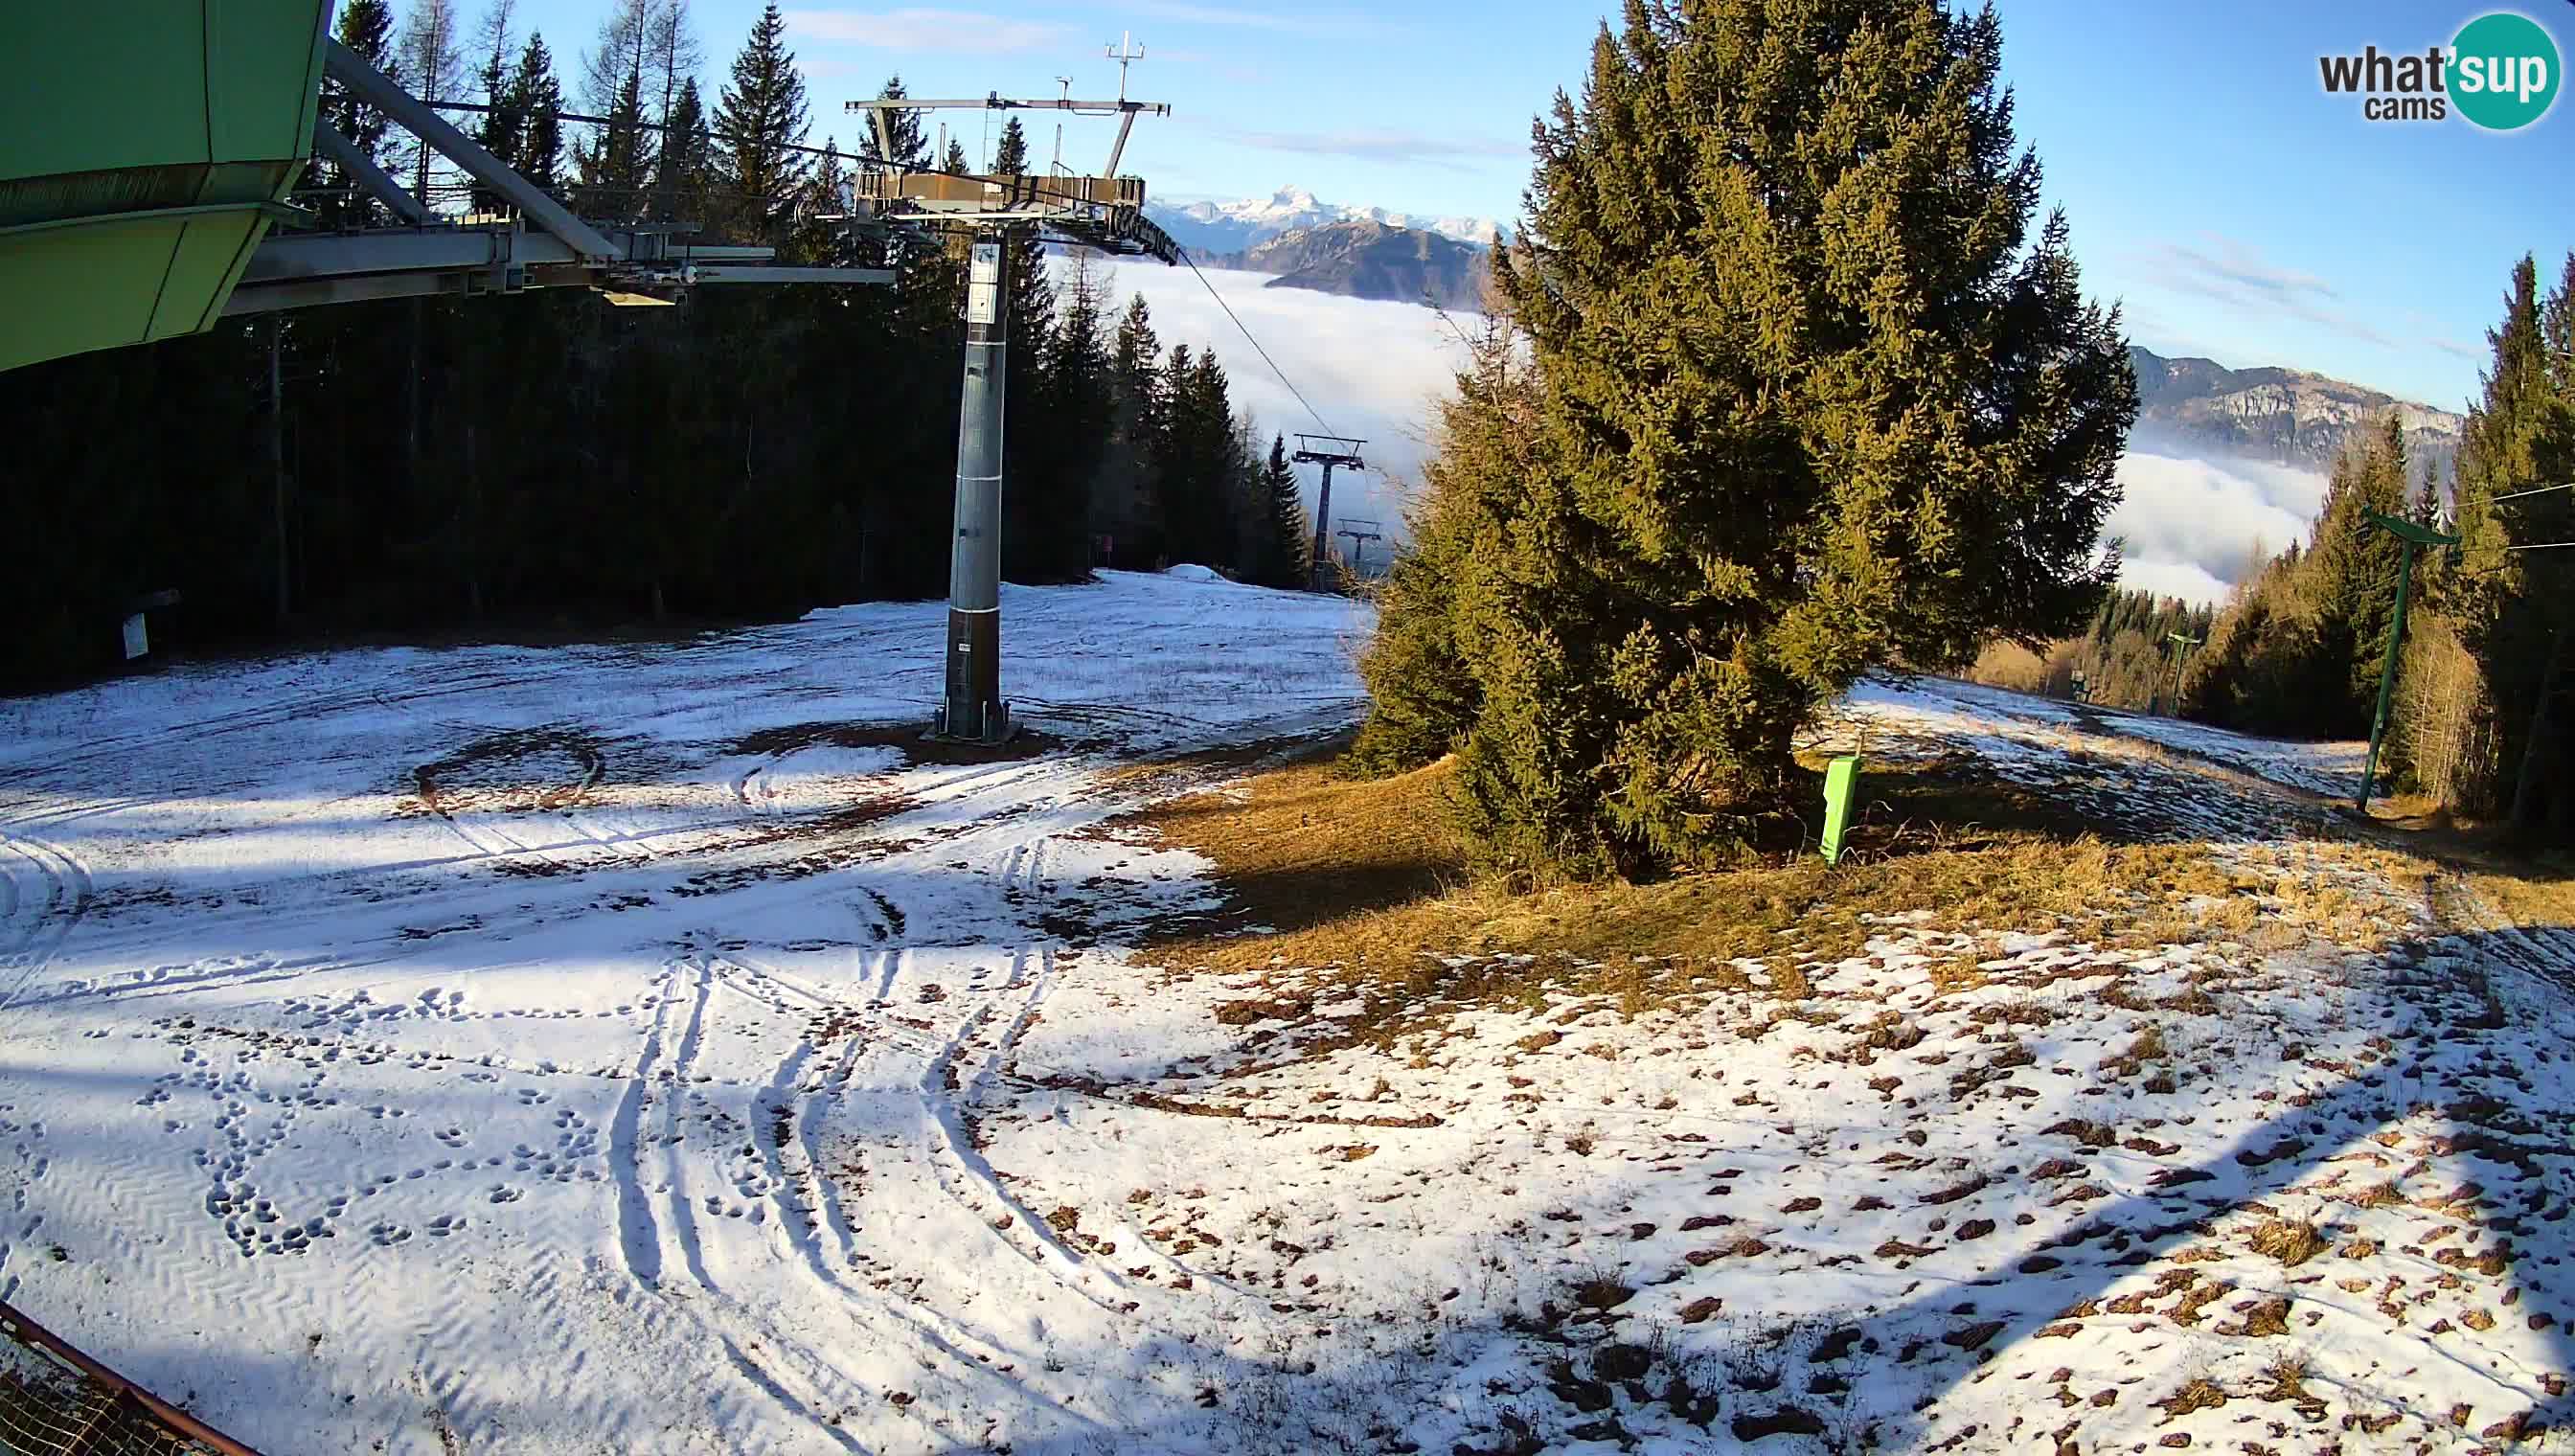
[1333,519,1383,580]
[1292,435,1367,592]
[846,59,1179,744]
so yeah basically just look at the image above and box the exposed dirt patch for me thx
[408,727,609,817]
[726,721,1071,766]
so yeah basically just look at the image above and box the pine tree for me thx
[1356,0,2135,876]
[2306,415,2412,724]
[576,64,652,220]
[1094,291,1164,563]
[944,139,969,175]
[1042,256,1117,571]
[1253,435,1310,588]
[655,77,712,227]
[318,0,399,227]
[2444,253,2575,834]
[857,77,926,171]
[511,34,566,199]
[714,3,811,243]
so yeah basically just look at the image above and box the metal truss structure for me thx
[1292,435,1368,592]
[845,63,1182,743]
[235,37,891,318]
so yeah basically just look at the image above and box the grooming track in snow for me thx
[0,579,2566,1455]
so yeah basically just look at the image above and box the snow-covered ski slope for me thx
[0,575,2566,1455]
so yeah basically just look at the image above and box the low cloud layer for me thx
[1060,265,2317,605]
[1060,262,1467,535]
[2109,451,2326,604]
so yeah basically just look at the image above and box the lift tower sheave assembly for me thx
[847,71,1180,744]
[1292,435,1367,592]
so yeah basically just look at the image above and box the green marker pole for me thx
[2354,511,2458,813]
[1820,755,1861,866]
[2357,539,2416,813]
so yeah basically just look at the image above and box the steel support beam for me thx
[690,264,896,286]
[311,122,432,226]
[938,237,1012,743]
[322,36,621,260]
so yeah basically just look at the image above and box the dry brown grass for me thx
[2248,1217,2328,1268]
[1127,754,2278,997]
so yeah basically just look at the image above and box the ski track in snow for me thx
[0,580,2568,1455]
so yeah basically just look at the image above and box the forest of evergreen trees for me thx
[1973,253,2575,843]
[1,0,1311,690]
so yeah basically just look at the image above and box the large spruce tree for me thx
[2447,254,2575,835]
[713,3,811,243]
[1358,0,2136,876]
[510,34,567,199]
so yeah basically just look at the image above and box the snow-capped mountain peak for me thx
[1148,186,1508,254]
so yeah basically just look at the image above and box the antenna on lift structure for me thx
[1053,77,1073,171]
[1291,435,1367,592]
[1109,33,1144,102]
[846,54,1180,745]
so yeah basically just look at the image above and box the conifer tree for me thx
[655,78,712,227]
[469,1,525,214]
[511,34,566,198]
[1356,0,2136,876]
[1029,250,1115,580]
[1092,292,1164,563]
[1253,435,1311,588]
[576,65,652,220]
[318,0,399,227]
[2445,253,2575,833]
[858,77,925,171]
[2305,416,2411,723]
[713,3,811,243]
[397,0,467,207]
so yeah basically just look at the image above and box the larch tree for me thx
[468,0,523,214]
[1355,0,2136,877]
[396,0,467,206]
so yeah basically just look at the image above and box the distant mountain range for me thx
[2129,346,2463,481]
[1189,221,1490,311]
[1146,186,1508,254]
[1138,194,2466,476]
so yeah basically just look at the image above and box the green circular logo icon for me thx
[2452,11,2561,130]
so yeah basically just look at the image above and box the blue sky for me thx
[490,0,2573,410]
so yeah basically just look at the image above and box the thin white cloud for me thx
[1220,128,1524,167]
[1096,0,1395,37]
[786,8,1075,54]
[2134,233,2398,350]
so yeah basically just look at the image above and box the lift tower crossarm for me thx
[1292,435,1366,593]
[322,36,620,261]
[846,98,1171,117]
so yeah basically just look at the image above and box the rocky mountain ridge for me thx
[2129,346,2464,482]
